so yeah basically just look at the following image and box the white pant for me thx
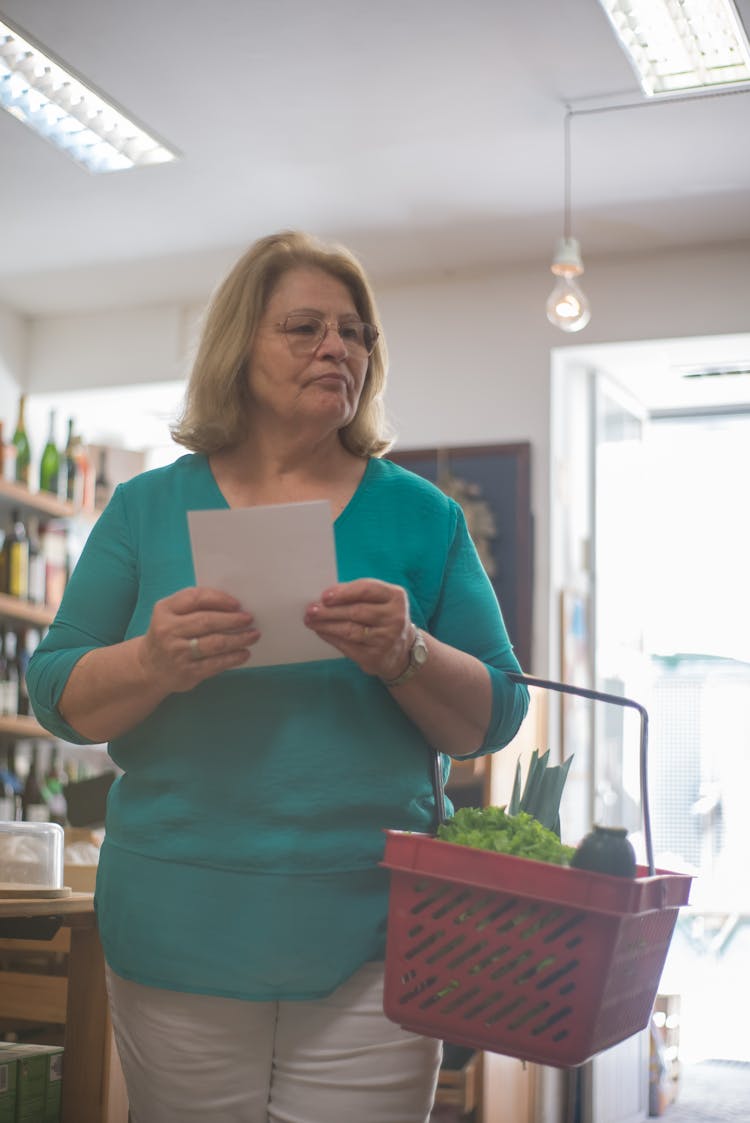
[106,962,442,1123]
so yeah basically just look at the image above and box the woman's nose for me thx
[316,323,348,357]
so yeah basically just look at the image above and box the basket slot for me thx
[404,929,446,960]
[430,890,473,920]
[425,935,465,963]
[485,996,525,1025]
[536,959,580,990]
[473,902,518,930]
[410,881,455,913]
[467,944,513,973]
[445,941,490,970]
[441,986,483,1015]
[488,950,533,981]
[495,904,537,933]
[517,910,566,939]
[530,1006,574,1036]
[542,913,587,943]
[399,975,439,1003]
[463,990,508,1019]
[508,1000,552,1030]
[452,895,496,923]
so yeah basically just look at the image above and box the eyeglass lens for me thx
[281,314,378,356]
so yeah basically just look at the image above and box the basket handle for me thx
[432,672,655,877]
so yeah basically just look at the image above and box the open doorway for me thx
[552,333,750,1122]
[636,410,750,1122]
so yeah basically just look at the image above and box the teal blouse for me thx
[27,454,528,1000]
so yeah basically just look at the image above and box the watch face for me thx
[413,633,428,667]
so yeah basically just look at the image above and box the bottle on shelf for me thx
[94,446,112,510]
[0,624,15,716]
[43,747,68,826]
[0,509,30,599]
[22,743,51,822]
[42,523,68,611]
[27,516,46,605]
[64,417,78,504]
[12,393,31,487]
[39,409,61,497]
[75,436,95,511]
[1,629,19,716]
[14,626,31,718]
[0,747,22,820]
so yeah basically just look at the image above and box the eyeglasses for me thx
[275,314,379,358]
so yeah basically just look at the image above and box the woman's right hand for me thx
[137,587,259,693]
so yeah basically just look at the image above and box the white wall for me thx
[1,239,748,676]
[0,303,27,420]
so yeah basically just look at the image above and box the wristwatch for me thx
[381,627,429,687]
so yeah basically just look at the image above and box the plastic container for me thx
[0,820,66,894]
[380,673,693,1069]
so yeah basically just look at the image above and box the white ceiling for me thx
[1,0,750,410]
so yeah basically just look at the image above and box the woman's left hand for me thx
[304,578,415,681]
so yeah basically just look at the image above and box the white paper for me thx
[187,500,342,668]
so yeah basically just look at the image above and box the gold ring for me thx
[362,625,370,641]
[189,637,202,661]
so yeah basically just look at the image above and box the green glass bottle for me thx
[64,417,78,503]
[12,393,31,486]
[39,409,61,496]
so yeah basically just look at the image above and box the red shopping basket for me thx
[381,674,693,1069]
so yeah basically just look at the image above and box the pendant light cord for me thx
[563,106,572,242]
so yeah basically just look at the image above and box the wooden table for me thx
[0,892,128,1123]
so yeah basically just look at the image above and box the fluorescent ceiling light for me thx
[598,0,750,95]
[0,16,179,173]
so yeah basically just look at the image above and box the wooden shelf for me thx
[0,714,52,740]
[0,593,55,629]
[0,478,75,521]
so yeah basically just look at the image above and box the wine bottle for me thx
[39,409,61,496]
[22,744,50,822]
[27,516,46,605]
[0,510,29,599]
[12,393,31,486]
[15,627,31,717]
[0,747,21,820]
[95,446,111,509]
[2,630,19,716]
[64,417,78,504]
[75,436,94,511]
[43,747,68,826]
[0,625,13,716]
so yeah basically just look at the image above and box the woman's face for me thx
[245,267,369,436]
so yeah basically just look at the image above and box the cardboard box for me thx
[0,1045,63,1123]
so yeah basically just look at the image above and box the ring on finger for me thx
[189,636,203,661]
[362,624,370,641]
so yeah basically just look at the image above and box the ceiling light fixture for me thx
[597,0,750,96]
[546,108,591,334]
[0,15,179,173]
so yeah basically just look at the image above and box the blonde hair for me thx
[171,231,392,457]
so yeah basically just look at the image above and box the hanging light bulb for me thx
[546,109,591,333]
[546,236,591,332]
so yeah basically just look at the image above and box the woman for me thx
[27,230,529,1123]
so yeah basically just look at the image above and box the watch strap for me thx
[381,627,428,687]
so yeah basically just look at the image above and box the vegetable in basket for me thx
[436,748,575,866]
